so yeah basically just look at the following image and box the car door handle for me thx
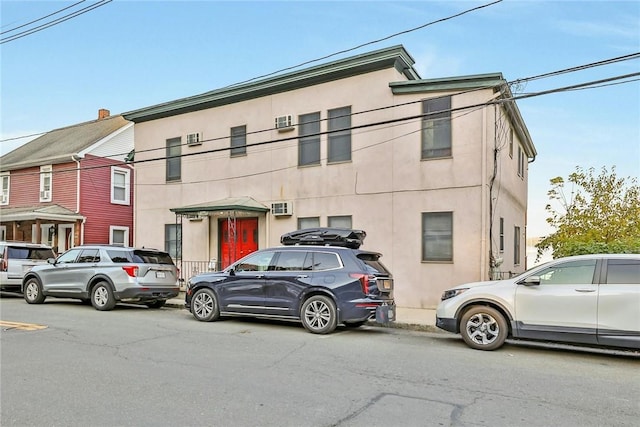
[297,275,309,279]
[255,274,265,279]
[575,289,596,293]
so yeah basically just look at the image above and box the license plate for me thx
[156,271,166,278]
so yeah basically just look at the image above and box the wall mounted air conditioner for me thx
[0,194,7,204]
[187,132,202,146]
[271,201,293,217]
[40,190,50,200]
[275,115,294,132]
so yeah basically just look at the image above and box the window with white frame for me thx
[421,96,452,159]
[298,217,320,229]
[517,145,525,178]
[40,165,52,202]
[0,173,9,205]
[422,212,453,262]
[328,215,352,229]
[328,106,351,163]
[110,226,129,247]
[508,129,513,158]
[166,137,181,182]
[111,166,131,205]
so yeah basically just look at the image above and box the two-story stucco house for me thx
[123,45,536,308]
[0,109,134,252]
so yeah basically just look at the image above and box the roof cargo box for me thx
[280,228,366,249]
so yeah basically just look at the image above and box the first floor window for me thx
[166,137,182,181]
[165,224,182,259]
[298,112,321,166]
[421,96,451,159]
[328,215,352,229]
[298,217,320,229]
[231,125,247,157]
[110,226,129,247]
[514,226,521,265]
[422,212,453,262]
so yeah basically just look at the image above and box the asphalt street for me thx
[1,294,638,427]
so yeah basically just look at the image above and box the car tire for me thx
[24,278,46,304]
[460,305,508,351]
[146,300,166,309]
[91,281,116,311]
[344,320,367,328]
[191,288,220,322]
[301,295,337,334]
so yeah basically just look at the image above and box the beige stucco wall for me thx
[132,67,529,308]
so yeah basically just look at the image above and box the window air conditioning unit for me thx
[271,201,293,217]
[186,132,202,146]
[275,115,294,132]
[0,194,7,204]
[40,190,50,200]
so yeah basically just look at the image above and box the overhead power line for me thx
[0,0,112,44]
[5,71,639,180]
[0,0,86,35]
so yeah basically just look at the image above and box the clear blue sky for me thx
[1,0,639,237]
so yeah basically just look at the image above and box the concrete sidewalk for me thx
[166,293,439,332]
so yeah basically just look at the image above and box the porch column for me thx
[35,219,42,243]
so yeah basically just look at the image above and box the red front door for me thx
[220,218,259,269]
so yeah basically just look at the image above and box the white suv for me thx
[436,254,640,351]
[0,241,56,292]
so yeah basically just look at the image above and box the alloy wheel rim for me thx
[26,283,38,300]
[466,313,499,345]
[194,293,213,318]
[94,287,108,306]
[304,300,330,330]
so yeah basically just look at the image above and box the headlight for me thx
[441,288,468,301]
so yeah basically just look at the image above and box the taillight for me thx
[122,265,139,277]
[350,273,375,295]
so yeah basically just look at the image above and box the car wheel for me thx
[191,288,219,322]
[145,300,166,309]
[301,295,337,334]
[460,306,508,351]
[91,282,116,311]
[24,278,46,304]
[344,320,367,328]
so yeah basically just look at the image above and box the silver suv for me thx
[22,245,179,311]
[1,241,56,292]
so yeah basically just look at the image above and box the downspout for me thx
[72,155,84,246]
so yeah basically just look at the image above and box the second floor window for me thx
[230,125,247,157]
[328,106,351,163]
[40,165,52,202]
[298,112,321,166]
[166,137,181,181]
[421,96,452,159]
[111,167,130,205]
[0,173,9,205]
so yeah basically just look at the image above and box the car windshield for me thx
[7,247,54,260]
[131,250,175,265]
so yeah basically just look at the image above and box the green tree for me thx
[537,166,640,258]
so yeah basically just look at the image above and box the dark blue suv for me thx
[185,228,395,334]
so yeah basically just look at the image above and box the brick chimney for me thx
[98,109,110,120]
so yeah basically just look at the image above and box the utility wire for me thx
[0,0,86,35]
[5,71,638,180]
[0,0,112,44]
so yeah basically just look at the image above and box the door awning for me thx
[170,197,270,214]
[0,205,85,222]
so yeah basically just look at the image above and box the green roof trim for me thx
[170,197,270,214]
[389,73,505,94]
[123,45,419,123]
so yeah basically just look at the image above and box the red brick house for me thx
[0,109,134,252]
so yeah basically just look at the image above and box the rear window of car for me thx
[606,259,640,284]
[7,247,54,260]
[357,252,391,275]
[132,250,175,265]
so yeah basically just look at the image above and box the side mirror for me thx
[521,276,540,286]
[47,258,56,265]
[228,267,236,276]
